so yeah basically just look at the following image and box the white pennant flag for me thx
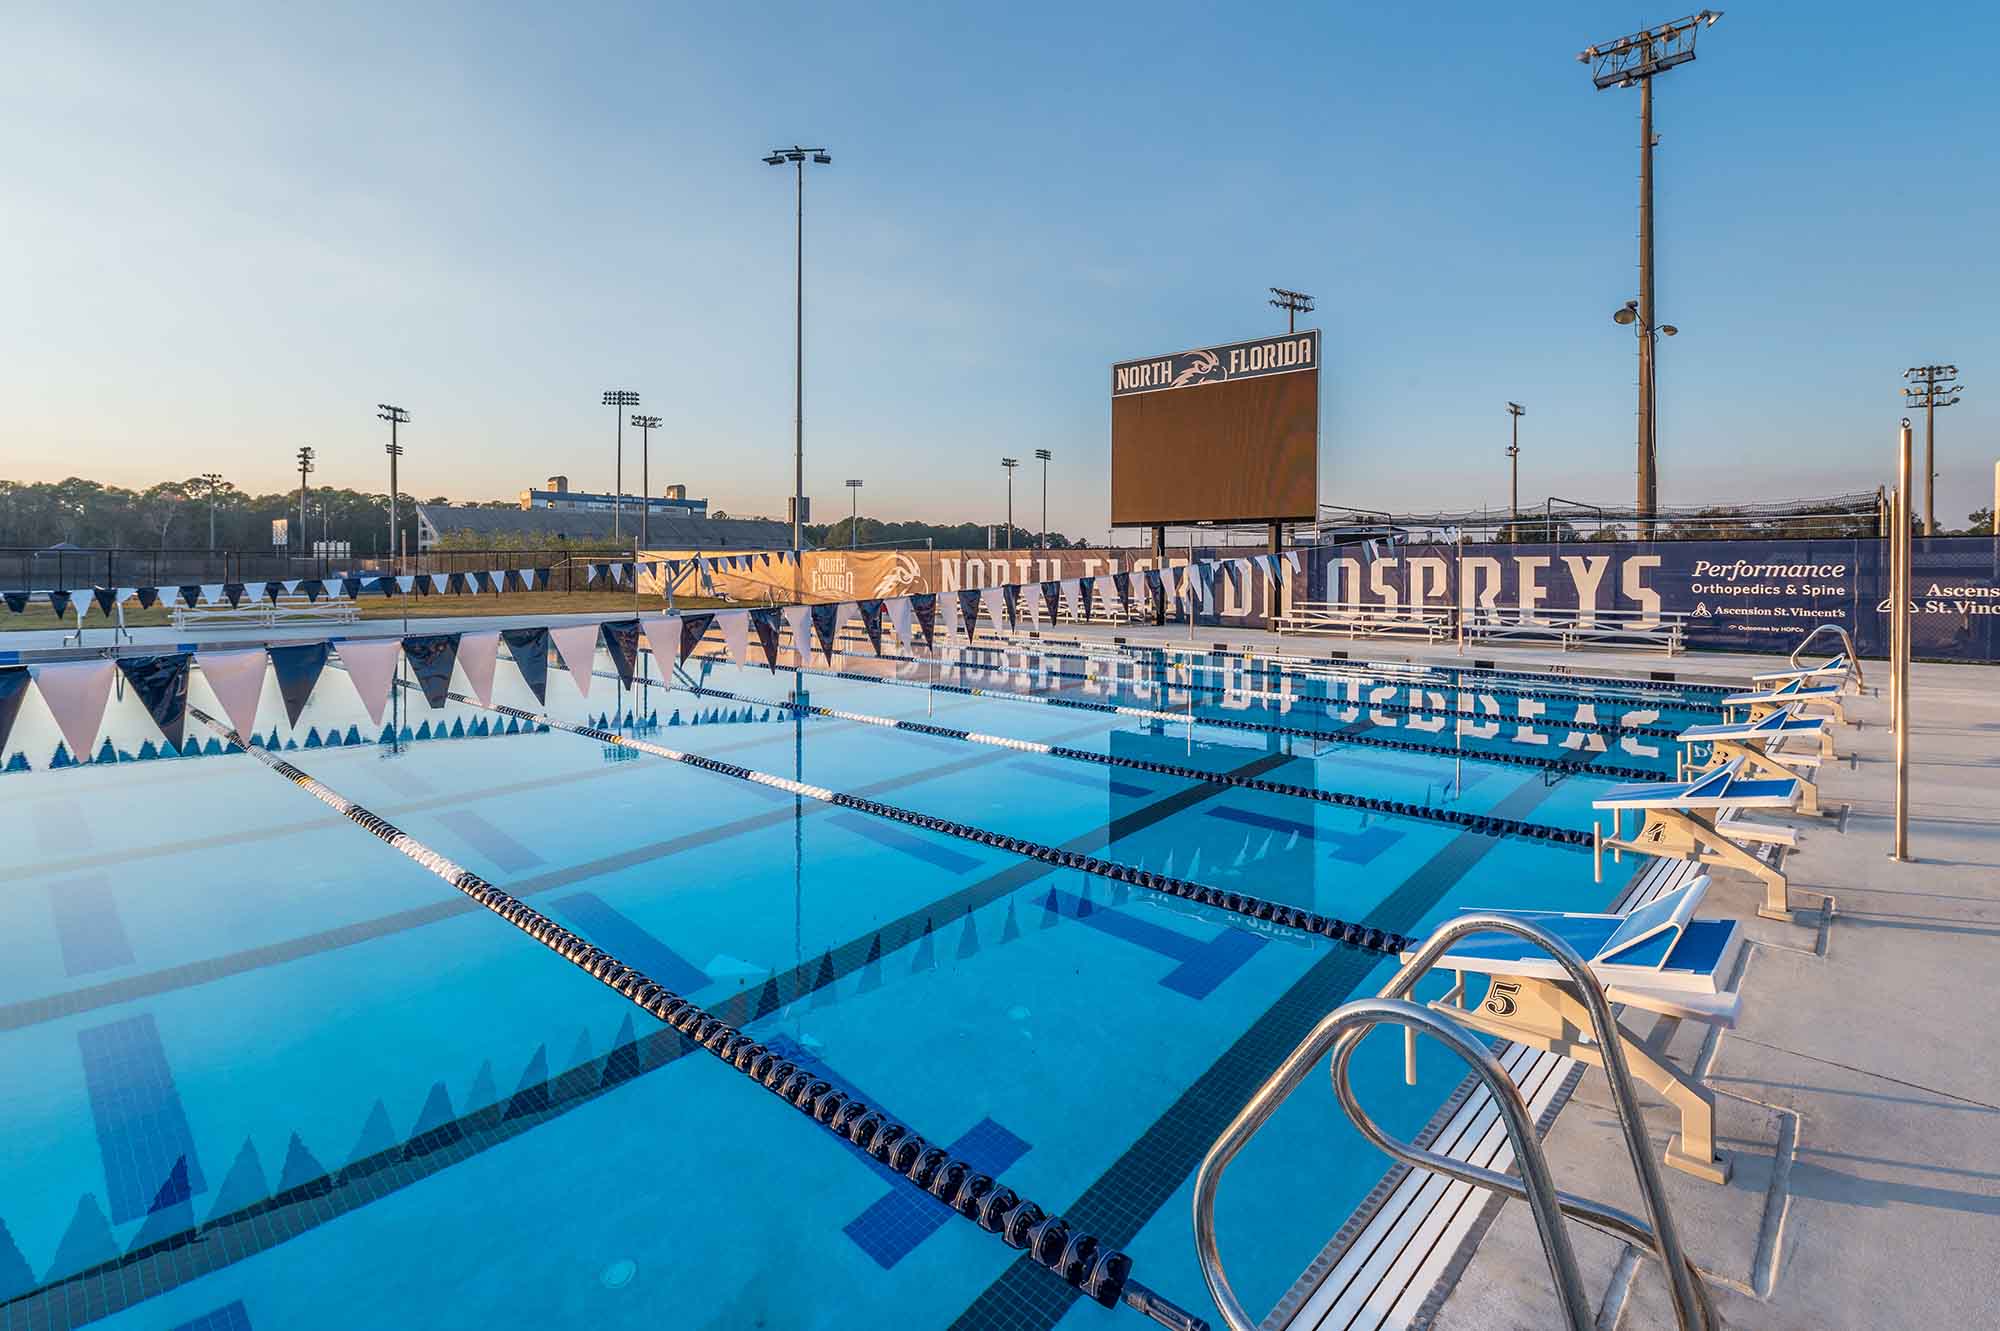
[488,569,507,593]
[114,586,137,606]
[195,648,270,739]
[549,624,601,699]
[428,573,448,595]
[1061,578,1084,615]
[1022,582,1045,624]
[457,630,502,706]
[780,605,811,661]
[717,610,751,665]
[395,575,416,594]
[885,596,914,648]
[826,601,856,657]
[941,591,961,639]
[980,586,1008,632]
[639,614,681,666]
[32,659,118,761]
[332,639,401,728]
[200,583,225,606]
[521,567,538,590]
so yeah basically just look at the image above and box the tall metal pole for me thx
[1893,419,1911,860]
[794,154,804,572]
[632,415,662,551]
[1637,75,1657,531]
[615,406,624,540]
[1507,403,1524,536]
[1002,458,1018,550]
[379,407,408,573]
[1924,392,1935,536]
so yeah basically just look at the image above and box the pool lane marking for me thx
[633,672,1595,848]
[0,714,1097,1036]
[947,768,1571,1331]
[0,745,1295,1330]
[168,705,1188,1326]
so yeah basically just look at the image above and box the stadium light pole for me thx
[377,405,408,571]
[1269,287,1315,334]
[764,145,833,577]
[844,478,863,548]
[1901,365,1961,535]
[1579,10,1722,534]
[294,447,315,557]
[199,471,224,551]
[1506,403,1525,537]
[1002,457,1019,550]
[601,390,640,540]
[631,414,662,549]
[1034,449,1052,550]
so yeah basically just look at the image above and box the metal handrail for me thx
[1192,912,1716,1331]
[1788,622,1863,690]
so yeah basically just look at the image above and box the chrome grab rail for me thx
[1788,622,1863,690]
[1192,912,1715,1331]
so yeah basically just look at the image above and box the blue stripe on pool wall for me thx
[76,1013,207,1224]
[47,874,137,977]
[170,1300,253,1331]
[551,893,709,995]
[1048,888,1265,999]
[827,811,981,874]
[433,809,546,873]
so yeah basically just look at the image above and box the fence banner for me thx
[1308,536,2000,662]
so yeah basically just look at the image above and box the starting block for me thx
[1751,651,1860,695]
[1403,878,1739,1183]
[1678,706,1830,813]
[1593,759,1803,923]
[1722,676,1847,727]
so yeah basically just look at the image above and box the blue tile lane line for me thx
[47,874,137,977]
[76,1013,207,1225]
[550,892,710,995]
[1009,758,1150,800]
[1046,888,1266,999]
[433,809,546,873]
[758,1037,1032,1270]
[170,1301,252,1331]
[1203,803,1403,865]
[827,811,981,875]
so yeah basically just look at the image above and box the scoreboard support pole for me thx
[1152,524,1167,626]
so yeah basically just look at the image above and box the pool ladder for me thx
[1192,913,1718,1331]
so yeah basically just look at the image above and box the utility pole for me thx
[1268,287,1314,334]
[632,414,662,549]
[764,145,833,591]
[1579,10,1722,533]
[1034,448,1052,550]
[377,405,408,572]
[1901,365,1961,535]
[1507,403,1525,539]
[199,471,224,551]
[295,446,315,557]
[845,478,863,549]
[601,390,639,539]
[1001,457,1019,550]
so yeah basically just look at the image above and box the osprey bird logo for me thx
[1171,350,1223,389]
[872,553,924,598]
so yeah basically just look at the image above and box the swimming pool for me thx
[0,636,1712,1331]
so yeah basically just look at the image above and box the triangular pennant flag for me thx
[339,577,365,600]
[117,653,191,751]
[809,603,839,660]
[679,612,717,665]
[500,627,551,703]
[267,642,330,727]
[456,631,502,707]
[2,591,28,615]
[199,583,225,607]
[639,614,677,666]
[717,610,751,665]
[134,586,159,610]
[748,608,782,668]
[0,667,30,762]
[444,572,468,596]
[599,619,642,687]
[1073,577,1093,623]
[910,593,937,648]
[48,590,75,620]
[488,569,507,594]
[549,624,600,700]
[261,581,285,604]
[334,638,402,727]
[1000,583,1021,630]
[401,633,461,709]
[1040,580,1064,623]
[885,596,914,650]
[395,575,416,594]
[979,586,1007,635]
[1143,568,1165,611]
[173,584,199,609]
[91,586,116,617]
[113,586,137,607]
[33,660,117,760]
[855,599,886,655]
[222,583,247,609]
[194,649,268,741]
[780,605,811,661]
[956,589,981,639]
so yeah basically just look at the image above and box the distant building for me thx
[517,474,708,519]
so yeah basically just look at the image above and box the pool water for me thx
[0,640,1693,1331]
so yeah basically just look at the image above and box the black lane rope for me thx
[447,689,1430,953]
[651,667,1643,817]
[184,704,1209,1331]
[628,654,1666,788]
[809,642,1695,737]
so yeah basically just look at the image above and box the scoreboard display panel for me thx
[1110,330,1319,527]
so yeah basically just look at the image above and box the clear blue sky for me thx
[4,2,1995,538]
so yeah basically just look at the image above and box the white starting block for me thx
[1403,878,1739,1183]
[1593,759,1803,923]
[1678,706,1830,814]
[1722,676,1847,727]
